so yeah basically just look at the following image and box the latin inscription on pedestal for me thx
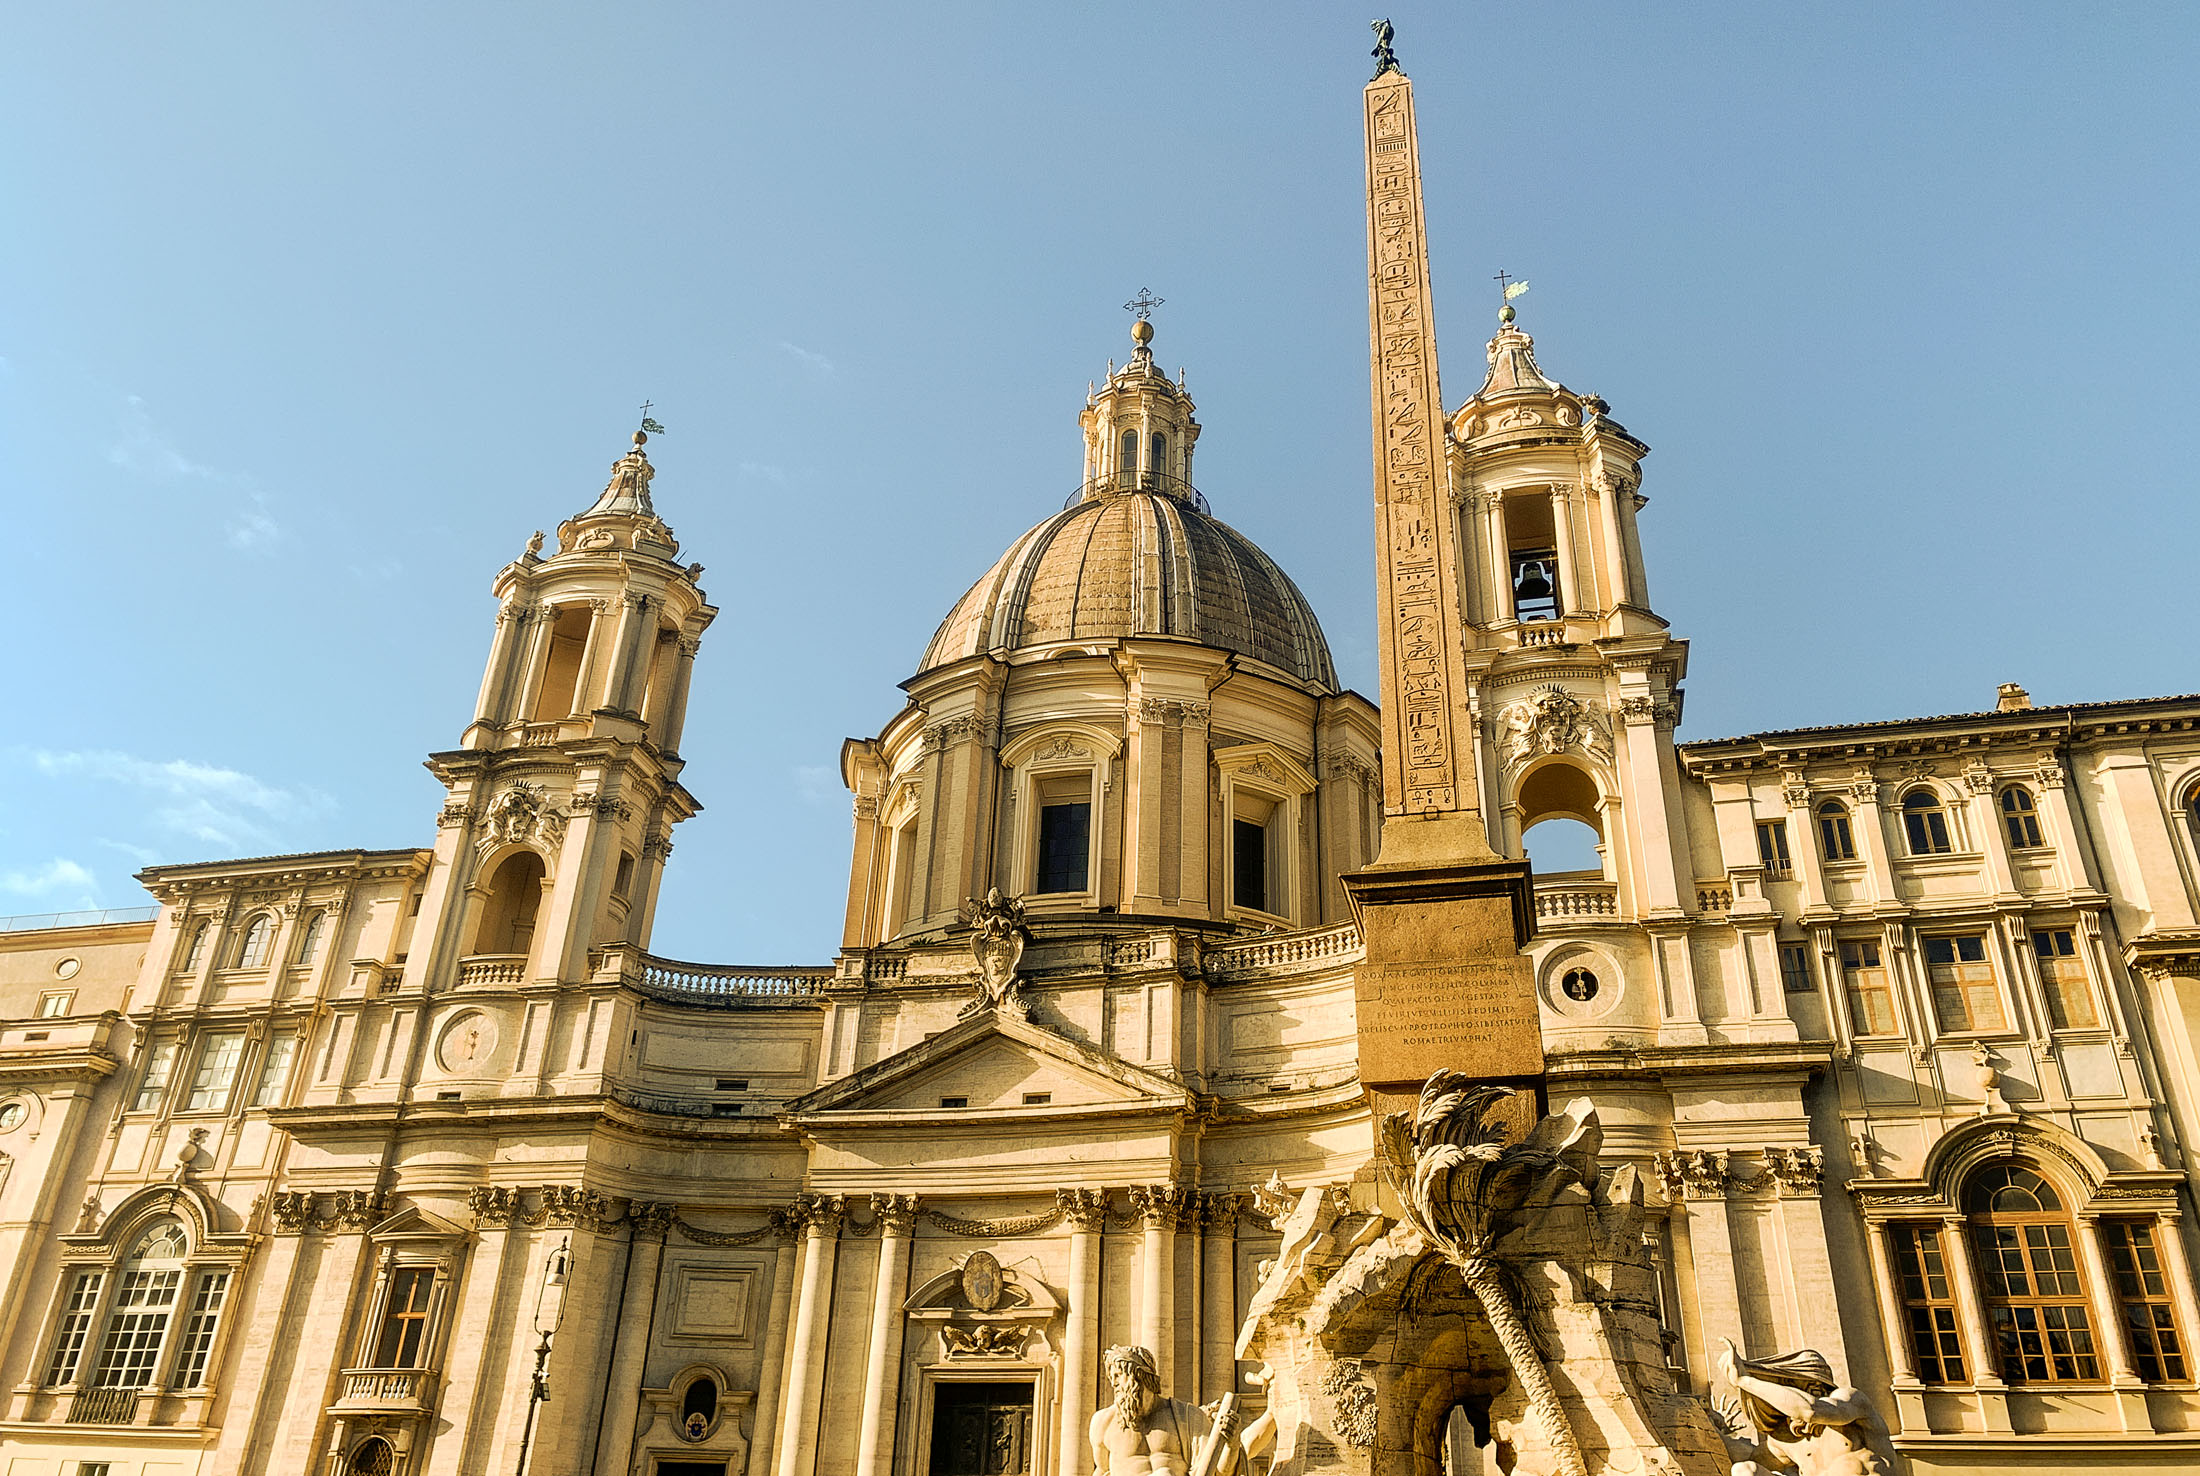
[1352,892,1543,1085]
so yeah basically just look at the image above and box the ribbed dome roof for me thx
[919,488,1338,689]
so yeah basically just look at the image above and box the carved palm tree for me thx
[1377,1072,1587,1476]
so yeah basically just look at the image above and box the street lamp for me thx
[514,1235,572,1476]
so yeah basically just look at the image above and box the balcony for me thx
[69,1386,139,1424]
[456,953,528,988]
[1533,879,1620,924]
[590,943,832,1007]
[1062,468,1210,515]
[331,1366,435,1416]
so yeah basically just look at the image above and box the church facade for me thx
[3,54,2200,1476]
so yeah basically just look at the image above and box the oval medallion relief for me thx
[960,1250,1004,1312]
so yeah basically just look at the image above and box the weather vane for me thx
[638,400,665,436]
[1494,271,1530,323]
[1123,288,1165,323]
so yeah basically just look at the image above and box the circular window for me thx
[1560,967,1599,1002]
[54,957,80,980]
[0,1101,26,1133]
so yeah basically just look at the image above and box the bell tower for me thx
[408,426,716,997]
[1448,309,1696,934]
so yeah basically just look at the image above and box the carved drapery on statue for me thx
[1714,1342,1893,1476]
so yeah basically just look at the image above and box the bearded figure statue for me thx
[1090,1344,1268,1476]
[1714,1341,1892,1476]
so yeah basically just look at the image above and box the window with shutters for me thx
[2031,928,2098,1031]
[1839,938,1898,1036]
[1924,934,2007,1034]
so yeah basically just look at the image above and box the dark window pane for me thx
[1035,803,1091,894]
[1233,819,1267,913]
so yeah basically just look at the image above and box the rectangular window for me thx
[38,991,74,1018]
[1755,820,1793,879]
[1778,942,1814,995]
[1839,939,1898,1036]
[79,1464,113,1476]
[1925,935,2007,1034]
[90,1269,181,1388]
[184,1032,247,1113]
[1034,801,1091,894]
[1976,1221,2099,1382]
[169,1271,230,1388]
[2103,1220,2188,1382]
[1888,1224,1966,1383]
[131,1040,178,1114]
[45,1271,104,1385]
[2031,929,2098,1030]
[1233,818,1269,913]
[370,1267,437,1369]
[250,1033,298,1109]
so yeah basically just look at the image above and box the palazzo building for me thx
[3,52,2200,1476]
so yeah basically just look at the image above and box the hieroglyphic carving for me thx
[1366,70,1466,818]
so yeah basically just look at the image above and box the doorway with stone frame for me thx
[927,1378,1036,1476]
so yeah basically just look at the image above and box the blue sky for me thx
[3,4,2194,958]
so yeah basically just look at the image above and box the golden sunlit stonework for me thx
[5,47,2200,1476]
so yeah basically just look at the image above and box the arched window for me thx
[1902,788,1953,856]
[293,910,325,965]
[48,1216,231,1401]
[180,921,210,973]
[232,916,274,970]
[1149,431,1166,478]
[2000,787,2043,849]
[1967,1164,2099,1383]
[346,1439,395,1476]
[473,851,546,956]
[1816,800,1856,862]
[2184,781,2200,852]
[1119,429,1138,478]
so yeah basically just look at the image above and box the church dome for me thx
[918,484,1338,689]
[918,316,1337,690]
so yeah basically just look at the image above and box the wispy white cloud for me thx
[26,749,330,851]
[106,395,284,550]
[792,764,840,805]
[776,340,836,378]
[738,461,791,485]
[0,858,101,908]
[227,491,283,551]
[97,837,163,866]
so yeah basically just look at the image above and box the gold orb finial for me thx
[1130,318,1154,347]
[1499,302,1515,325]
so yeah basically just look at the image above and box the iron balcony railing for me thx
[69,1386,140,1424]
[1062,469,1209,515]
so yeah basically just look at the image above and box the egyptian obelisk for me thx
[1345,24,1544,1111]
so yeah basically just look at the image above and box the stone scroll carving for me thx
[1714,1342,1892,1476]
[1496,685,1613,773]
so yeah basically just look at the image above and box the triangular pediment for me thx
[787,1008,1193,1123]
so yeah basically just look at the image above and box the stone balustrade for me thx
[591,943,831,1006]
[1534,881,1620,921]
[456,953,528,987]
[1205,923,1362,978]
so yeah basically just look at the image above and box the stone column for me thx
[265,1193,381,1475]
[1765,1151,1847,1366]
[774,1195,846,1476]
[1199,1194,1240,1404]
[1058,1190,1108,1476]
[591,1201,673,1476]
[1657,1152,1740,1379]
[1963,764,2020,897]
[657,634,701,755]
[1859,1220,1919,1385]
[600,591,651,716]
[1176,705,1211,910]
[510,602,559,723]
[1130,1185,1183,1387]
[1846,773,1898,909]
[2029,753,2099,893]
[567,599,609,717]
[1484,493,1513,623]
[2153,1209,2200,1359]
[1550,482,1581,618]
[855,1195,919,1476]
[472,600,528,727]
[745,1209,804,1476]
[1937,1214,2012,1432]
[2075,1211,2151,1430]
